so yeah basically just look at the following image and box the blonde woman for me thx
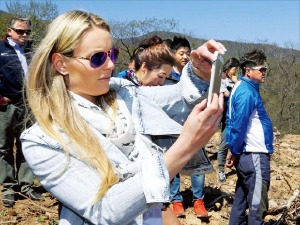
[21,10,225,225]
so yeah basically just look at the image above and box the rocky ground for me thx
[178,133,300,225]
[0,133,299,225]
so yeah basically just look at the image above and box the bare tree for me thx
[110,18,178,54]
[262,42,300,134]
[109,18,178,71]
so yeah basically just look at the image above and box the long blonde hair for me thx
[27,10,118,201]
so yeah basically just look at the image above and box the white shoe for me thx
[218,171,226,182]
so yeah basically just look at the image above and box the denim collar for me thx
[69,91,101,111]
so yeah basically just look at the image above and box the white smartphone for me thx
[207,51,224,106]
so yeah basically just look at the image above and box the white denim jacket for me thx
[21,62,210,225]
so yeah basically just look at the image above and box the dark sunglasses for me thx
[11,28,31,35]
[72,48,119,68]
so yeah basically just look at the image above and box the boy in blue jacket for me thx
[226,50,274,225]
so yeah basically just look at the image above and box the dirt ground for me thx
[0,133,299,225]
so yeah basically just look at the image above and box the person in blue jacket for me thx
[165,36,191,85]
[226,49,274,225]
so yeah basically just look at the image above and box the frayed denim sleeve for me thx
[179,62,209,105]
[135,62,209,110]
[140,153,170,202]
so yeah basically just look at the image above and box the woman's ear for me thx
[52,53,69,75]
[140,62,147,76]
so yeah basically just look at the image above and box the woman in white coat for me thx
[21,10,225,225]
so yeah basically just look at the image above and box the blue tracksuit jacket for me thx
[226,76,274,156]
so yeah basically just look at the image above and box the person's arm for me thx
[164,93,223,178]
[21,128,170,225]
[111,40,226,118]
[0,48,12,106]
[21,94,223,224]
[225,150,237,168]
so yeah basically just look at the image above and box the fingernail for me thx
[219,49,225,55]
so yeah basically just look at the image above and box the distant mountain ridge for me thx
[114,30,300,61]
[0,10,9,14]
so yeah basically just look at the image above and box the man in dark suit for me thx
[0,17,42,207]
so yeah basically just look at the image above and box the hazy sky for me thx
[1,0,299,49]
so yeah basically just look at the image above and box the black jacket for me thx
[0,39,32,102]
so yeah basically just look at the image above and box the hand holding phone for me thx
[207,51,224,106]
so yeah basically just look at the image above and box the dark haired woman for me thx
[116,35,174,86]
